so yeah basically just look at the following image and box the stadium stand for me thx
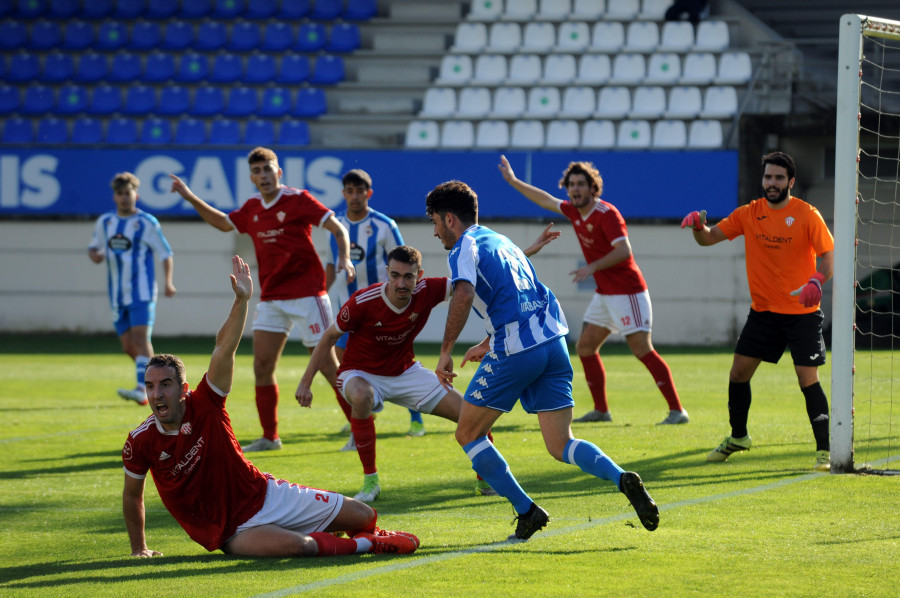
[38,118,69,141]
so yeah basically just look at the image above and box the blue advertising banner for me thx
[0,148,737,219]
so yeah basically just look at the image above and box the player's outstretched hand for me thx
[498,154,517,183]
[681,210,707,231]
[230,255,253,301]
[791,273,825,307]
[131,548,162,558]
[435,353,457,391]
[570,264,594,283]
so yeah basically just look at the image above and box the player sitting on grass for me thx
[121,256,418,558]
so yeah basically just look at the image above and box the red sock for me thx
[309,532,360,556]
[639,351,682,411]
[334,386,353,422]
[255,384,279,440]
[580,354,609,412]
[350,416,377,474]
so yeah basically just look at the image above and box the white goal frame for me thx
[832,14,900,473]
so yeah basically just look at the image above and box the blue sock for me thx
[463,436,532,514]
[135,355,150,387]
[563,438,624,489]
[409,409,423,424]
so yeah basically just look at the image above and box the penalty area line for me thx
[251,469,830,597]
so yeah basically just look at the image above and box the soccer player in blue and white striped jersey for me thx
[426,180,659,540]
[89,172,175,406]
[327,169,426,441]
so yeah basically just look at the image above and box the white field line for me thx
[251,468,846,598]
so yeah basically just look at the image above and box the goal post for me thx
[832,14,900,474]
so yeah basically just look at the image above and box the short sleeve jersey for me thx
[716,196,835,315]
[122,375,268,551]
[328,208,404,308]
[448,225,569,356]
[559,200,647,295]
[89,210,174,311]
[228,187,331,302]
[336,277,451,376]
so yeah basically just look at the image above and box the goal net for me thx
[832,14,900,474]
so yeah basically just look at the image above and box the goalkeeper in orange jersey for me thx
[681,151,835,472]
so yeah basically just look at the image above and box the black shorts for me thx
[734,309,826,367]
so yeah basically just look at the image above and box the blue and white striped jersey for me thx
[448,225,568,355]
[328,207,404,307]
[89,210,174,311]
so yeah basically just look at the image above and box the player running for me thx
[427,180,659,541]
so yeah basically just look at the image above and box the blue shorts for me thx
[335,331,349,350]
[464,336,574,414]
[113,301,155,337]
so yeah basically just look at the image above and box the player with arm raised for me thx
[499,155,688,425]
[122,256,418,558]
[297,245,499,501]
[169,147,356,453]
[326,169,426,447]
[682,151,835,471]
[427,180,659,541]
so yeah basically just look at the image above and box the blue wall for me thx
[0,149,737,219]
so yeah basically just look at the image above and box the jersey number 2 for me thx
[315,493,329,503]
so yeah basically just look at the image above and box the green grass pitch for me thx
[0,334,897,597]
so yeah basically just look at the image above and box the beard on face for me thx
[766,186,789,204]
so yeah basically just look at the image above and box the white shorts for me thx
[583,290,653,336]
[337,361,447,414]
[232,475,344,539]
[252,295,334,347]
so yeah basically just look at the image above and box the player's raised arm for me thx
[498,155,565,215]
[169,174,234,232]
[122,474,162,558]
[296,324,343,407]
[207,256,253,394]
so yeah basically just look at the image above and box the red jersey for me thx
[336,277,451,376]
[559,199,647,295]
[228,186,332,302]
[122,375,268,551]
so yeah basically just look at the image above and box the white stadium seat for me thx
[581,119,616,148]
[510,120,545,148]
[652,119,687,148]
[491,86,528,118]
[457,87,492,118]
[546,119,580,148]
[664,85,702,119]
[405,120,440,148]
[508,54,542,84]
[577,54,611,84]
[617,119,652,148]
[452,22,487,52]
[475,120,510,148]
[420,87,456,117]
[688,119,724,148]
[542,54,577,85]
[440,120,475,148]
[595,86,631,119]
[436,55,473,85]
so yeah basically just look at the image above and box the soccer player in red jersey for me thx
[499,155,688,425]
[682,152,834,471]
[122,256,418,558]
[170,147,356,453]
[297,245,505,502]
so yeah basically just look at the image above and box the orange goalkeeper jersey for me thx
[716,196,834,315]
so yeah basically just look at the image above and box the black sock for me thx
[802,382,830,451]
[728,381,751,438]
